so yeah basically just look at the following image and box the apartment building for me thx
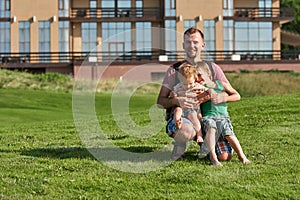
[0,0,296,77]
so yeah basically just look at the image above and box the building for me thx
[0,0,299,80]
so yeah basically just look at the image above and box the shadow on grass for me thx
[20,146,206,164]
[20,146,164,160]
[21,147,95,159]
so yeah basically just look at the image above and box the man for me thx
[157,27,238,163]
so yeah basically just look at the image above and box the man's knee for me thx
[181,123,196,140]
[173,124,195,143]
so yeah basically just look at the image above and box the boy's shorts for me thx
[201,115,234,155]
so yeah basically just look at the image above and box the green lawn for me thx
[0,88,299,199]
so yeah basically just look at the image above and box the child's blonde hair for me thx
[196,61,216,88]
[178,63,198,80]
[196,62,212,81]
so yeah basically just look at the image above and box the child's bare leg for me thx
[205,128,223,166]
[225,135,250,164]
[174,107,183,129]
[187,112,203,143]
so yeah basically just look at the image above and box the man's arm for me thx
[222,82,240,102]
[157,85,178,109]
[210,82,240,104]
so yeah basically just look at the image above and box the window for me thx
[223,20,234,51]
[101,0,131,17]
[0,22,10,53]
[223,0,233,16]
[59,21,69,61]
[101,0,114,7]
[259,0,272,17]
[204,20,215,51]
[39,21,50,62]
[90,0,97,8]
[184,20,196,31]
[82,22,97,54]
[136,22,152,56]
[136,0,143,17]
[235,22,272,54]
[0,0,10,18]
[102,22,131,61]
[165,0,176,16]
[259,0,272,8]
[165,20,176,57]
[90,0,97,17]
[58,0,69,17]
[101,0,114,17]
[19,21,30,53]
[118,0,130,8]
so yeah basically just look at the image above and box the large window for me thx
[204,20,215,51]
[136,22,152,56]
[0,22,10,53]
[165,20,176,57]
[235,22,272,52]
[82,22,97,54]
[0,0,10,18]
[58,0,69,17]
[19,21,30,53]
[39,21,50,62]
[102,22,131,61]
[223,20,234,51]
[59,21,69,61]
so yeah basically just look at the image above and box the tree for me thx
[280,0,300,50]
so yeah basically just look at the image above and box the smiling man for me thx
[157,27,240,165]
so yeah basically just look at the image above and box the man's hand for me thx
[169,91,177,99]
[210,90,227,104]
[176,96,199,109]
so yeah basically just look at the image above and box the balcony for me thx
[224,7,294,23]
[0,50,299,65]
[59,7,163,22]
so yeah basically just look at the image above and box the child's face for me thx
[181,76,195,90]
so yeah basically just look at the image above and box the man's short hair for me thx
[184,27,204,40]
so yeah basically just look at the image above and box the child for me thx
[198,72,251,166]
[172,63,206,144]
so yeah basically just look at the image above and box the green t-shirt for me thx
[201,80,228,117]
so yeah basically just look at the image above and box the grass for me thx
[0,69,299,199]
[0,88,299,199]
[226,70,300,97]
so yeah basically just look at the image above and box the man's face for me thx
[183,32,205,60]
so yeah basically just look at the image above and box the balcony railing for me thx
[233,7,294,19]
[0,50,300,65]
[63,7,163,21]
